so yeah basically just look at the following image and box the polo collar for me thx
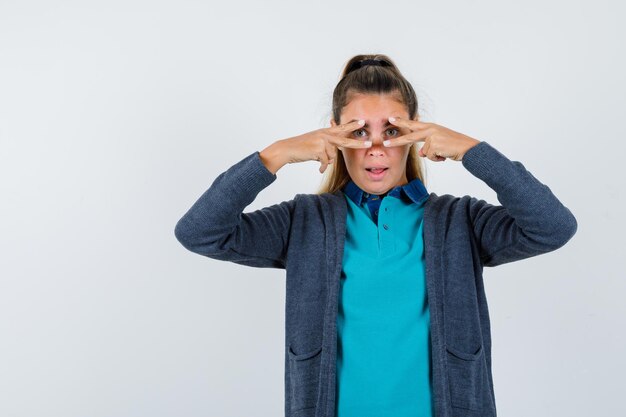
[342,176,429,206]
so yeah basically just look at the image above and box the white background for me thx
[1,0,624,416]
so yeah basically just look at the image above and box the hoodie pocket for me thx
[446,344,485,411]
[288,344,323,411]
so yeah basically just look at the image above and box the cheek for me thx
[343,150,361,168]
[389,147,410,162]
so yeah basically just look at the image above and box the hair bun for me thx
[346,58,392,75]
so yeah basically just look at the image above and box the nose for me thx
[367,133,386,155]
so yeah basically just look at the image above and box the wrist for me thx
[260,141,287,175]
[460,138,481,160]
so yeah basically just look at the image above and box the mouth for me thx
[365,167,388,180]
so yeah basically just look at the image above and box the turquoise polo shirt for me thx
[336,177,433,417]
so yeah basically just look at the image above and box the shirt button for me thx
[383,224,389,230]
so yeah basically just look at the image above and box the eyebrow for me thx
[348,119,393,128]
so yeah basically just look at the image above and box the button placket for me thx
[377,200,389,253]
[381,200,389,230]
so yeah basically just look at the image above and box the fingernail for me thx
[388,117,396,122]
[383,140,390,146]
[364,141,372,147]
[358,119,365,125]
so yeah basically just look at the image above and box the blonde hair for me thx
[315,54,427,195]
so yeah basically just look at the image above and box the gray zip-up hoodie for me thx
[174,141,577,417]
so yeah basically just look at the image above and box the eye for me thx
[352,128,399,139]
[353,129,368,138]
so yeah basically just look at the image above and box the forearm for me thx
[462,141,577,248]
[174,151,278,252]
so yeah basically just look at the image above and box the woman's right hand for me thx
[274,119,373,174]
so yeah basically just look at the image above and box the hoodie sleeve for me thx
[461,141,578,267]
[174,150,296,270]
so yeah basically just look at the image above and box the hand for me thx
[384,117,481,162]
[278,119,373,173]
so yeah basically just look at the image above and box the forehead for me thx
[341,93,408,123]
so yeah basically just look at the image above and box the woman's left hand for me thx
[385,116,481,162]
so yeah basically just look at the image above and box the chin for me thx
[363,181,391,194]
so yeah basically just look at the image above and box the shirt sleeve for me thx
[461,141,578,267]
[174,150,296,269]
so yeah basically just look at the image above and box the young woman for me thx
[174,54,577,417]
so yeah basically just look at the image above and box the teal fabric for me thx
[336,178,434,417]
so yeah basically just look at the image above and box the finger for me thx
[383,128,432,148]
[325,141,338,164]
[427,147,446,162]
[388,116,430,130]
[318,152,330,174]
[328,119,365,133]
[321,142,337,169]
[323,133,372,149]
[420,141,431,158]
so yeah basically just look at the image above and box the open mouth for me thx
[365,167,388,179]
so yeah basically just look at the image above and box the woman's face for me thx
[331,93,414,196]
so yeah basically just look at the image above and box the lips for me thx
[365,167,388,180]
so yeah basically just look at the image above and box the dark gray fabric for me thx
[174,141,578,417]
